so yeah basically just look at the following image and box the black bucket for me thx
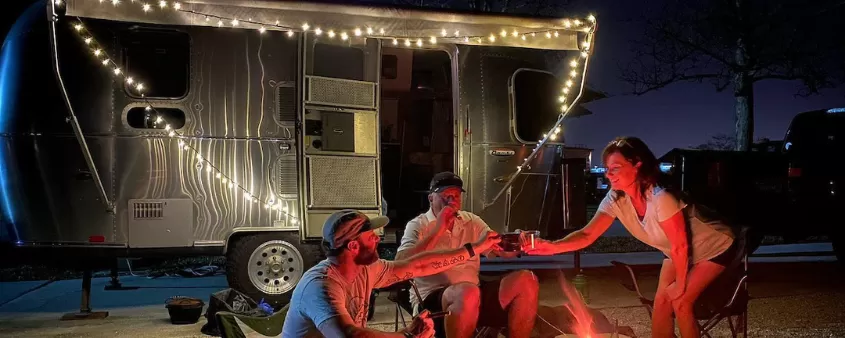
[165,296,205,325]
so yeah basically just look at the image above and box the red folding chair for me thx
[610,227,750,338]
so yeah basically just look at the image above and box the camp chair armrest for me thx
[610,260,648,300]
[724,274,749,309]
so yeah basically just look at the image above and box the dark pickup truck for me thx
[658,108,845,260]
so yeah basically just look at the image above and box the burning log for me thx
[533,271,637,338]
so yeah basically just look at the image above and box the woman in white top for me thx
[527,136,737,338]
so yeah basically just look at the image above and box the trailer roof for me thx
[63,0,593,51]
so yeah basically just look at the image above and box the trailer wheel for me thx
[226,232,321,308]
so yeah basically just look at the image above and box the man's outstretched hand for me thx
[404,310,435,338]
[473,231,503,254]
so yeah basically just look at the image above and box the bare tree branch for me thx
[620,0,845,150]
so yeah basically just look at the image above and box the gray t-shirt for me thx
[281,258,398,337]
[597,186,735,263]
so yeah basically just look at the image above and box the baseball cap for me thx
[429,171,466,193]
[322,210,389,250]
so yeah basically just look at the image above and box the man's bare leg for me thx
[497,270,540,338]
[441,282,481,338]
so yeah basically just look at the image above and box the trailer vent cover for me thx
[306,76,376,109]
[133,201,165,219]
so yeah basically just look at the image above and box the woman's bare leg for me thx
[672,261,726,338]
[652,259,678,338]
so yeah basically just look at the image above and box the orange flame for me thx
[557,271,600,338]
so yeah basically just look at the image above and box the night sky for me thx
[562,0,844,163]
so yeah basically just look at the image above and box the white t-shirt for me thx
[281,258,399,337]
[397,209,492,311]
[597,186,735,264]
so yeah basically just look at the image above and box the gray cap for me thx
[322,209,389,250]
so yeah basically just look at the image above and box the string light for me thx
[98,0,595,52]
[68,19,300,223]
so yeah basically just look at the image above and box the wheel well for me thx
[223,229,302,255]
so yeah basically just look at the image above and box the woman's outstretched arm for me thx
[525,211,615,255]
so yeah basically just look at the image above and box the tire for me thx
[226,232,322,308]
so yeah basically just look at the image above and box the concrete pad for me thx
[0,280,53,306]
[0,275,228,316]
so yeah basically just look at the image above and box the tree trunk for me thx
[733,72,754,151]
[733,0,754,151]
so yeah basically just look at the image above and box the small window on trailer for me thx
[511,69,564,143]
[122,28,190,99]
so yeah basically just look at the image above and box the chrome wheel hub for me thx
[247,240,303,295]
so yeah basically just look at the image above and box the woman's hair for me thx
[602,136,665,199]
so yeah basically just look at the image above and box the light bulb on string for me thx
[341,32,348,40]
[354,28,362,36]
[158,1,167,8]
[366,27,373,35]
[259,27,266,34]
[173,2,181,10]
[327,30,335,38]
[570,60,578,67]
[142,3,151,12]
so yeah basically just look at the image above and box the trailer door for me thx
[299,37,384,239]
[457,45,578,236]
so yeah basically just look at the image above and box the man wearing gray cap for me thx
[282,209,501,338]
[396,172,539,338]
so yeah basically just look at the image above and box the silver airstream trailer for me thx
[1,0,597,309]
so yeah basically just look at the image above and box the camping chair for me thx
[374,278,506,338]
[610,227,750,338]
[371,280,416,331]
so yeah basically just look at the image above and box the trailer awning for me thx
[63,0,590,51]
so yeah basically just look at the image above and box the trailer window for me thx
[511,69,562,143]
[313,43,365,81]
[126,107,186,130]
[123,29,190,99]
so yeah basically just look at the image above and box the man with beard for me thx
[282,209,501,338]
[396,172,539,338]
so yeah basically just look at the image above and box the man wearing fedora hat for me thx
[282,209,502,338]
[396,172,539,338]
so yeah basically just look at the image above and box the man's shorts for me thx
[417,277,508,336]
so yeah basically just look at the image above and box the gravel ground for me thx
[1,261,841,337]
[371,261,845,338]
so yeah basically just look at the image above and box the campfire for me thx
[536,271,634,338]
